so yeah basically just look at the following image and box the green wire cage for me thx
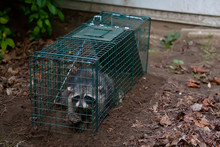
[30,11,151,134]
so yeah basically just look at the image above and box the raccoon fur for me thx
[62,67,114,123]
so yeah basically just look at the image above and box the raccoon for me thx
[62,67,114,124]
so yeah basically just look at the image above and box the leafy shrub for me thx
[22,0,65,39]
[160,30,180,49]
[0,8,15,53]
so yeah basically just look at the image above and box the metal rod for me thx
[53,40,86,103]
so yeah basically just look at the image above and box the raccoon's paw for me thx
[67,113,81,124]
[118,90,125,104]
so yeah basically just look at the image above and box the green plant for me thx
[160,30,180,49]
[200,34,218,61]
[168,59,184,70]
[0,8,15,53]
[149,49,159,53]
[22,0,65,39]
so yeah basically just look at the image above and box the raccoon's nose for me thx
[76,100,88,108]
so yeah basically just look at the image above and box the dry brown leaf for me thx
[152,102,158,113]
[186,82,200,88]
[186,79,200,88]
[190,66,209,73]
[202,98,211,106]
[8,67,19,75]
[202,106,209,111]
[193,119,210,127]
[190,134,201,146]
[184,114,194,123]
[212,82,217,86]
[213,77,220,85]
[140,145,149,147]
[8,76,16,85]
[160,114,172,126]
[179,65,189,72]
[132,120,144,128]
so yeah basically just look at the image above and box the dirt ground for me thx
[0,10,220,147]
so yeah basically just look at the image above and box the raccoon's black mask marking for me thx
[72,95,96,108]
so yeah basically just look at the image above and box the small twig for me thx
[0,104,7,116]
[112,106,123,111]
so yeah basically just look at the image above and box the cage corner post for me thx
[113,44,118,108]
[30,55,38,128]
[145,17,152,73]
[95,61,99,134]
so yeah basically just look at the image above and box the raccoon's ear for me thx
[67,86,74,92]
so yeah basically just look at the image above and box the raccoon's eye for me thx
[84,95,95,104]
[72,95,80,102]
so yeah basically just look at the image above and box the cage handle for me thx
[90,15,102,25]
[111,13,144,29]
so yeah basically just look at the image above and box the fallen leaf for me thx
[138,139,148,144]
[202,126,211,133]
[178,65,189,72]
[193,119,210,127]
[184,114,194,123]
[160,114,172,126]
[213,77,220,85]
[191,103,203,112]
[152,102,158,113]
[201,116,209,123]
[202,98,211,106]
[190,66,209,73]
[123,142,129,146]
[194,112,203,118]
[8,76,16,85]
[107,128,113,133]
[6,88,12,95]
[212,82,217,86]
[202,98,214,107]
[202,106,209,111]
[129,135,135,142]
[140,145,149,147]
[190,134,201,146]
[186,79,200,88]
[132,120,144,128]
[8,67,19,75]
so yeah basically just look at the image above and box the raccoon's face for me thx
[67,84,105,109]
[67,85,96,109]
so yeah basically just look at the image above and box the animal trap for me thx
[30,11,151,134]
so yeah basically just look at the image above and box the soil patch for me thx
[0,10,220,146]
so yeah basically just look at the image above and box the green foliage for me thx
[160,30,180,49]
[168,59,184,70]
[200,34,219,61]
[0,8,15,53]
[173,59,184,65]
[149,49,159,53]
[22,0,65,39]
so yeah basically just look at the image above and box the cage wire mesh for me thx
[30,11,151,134]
